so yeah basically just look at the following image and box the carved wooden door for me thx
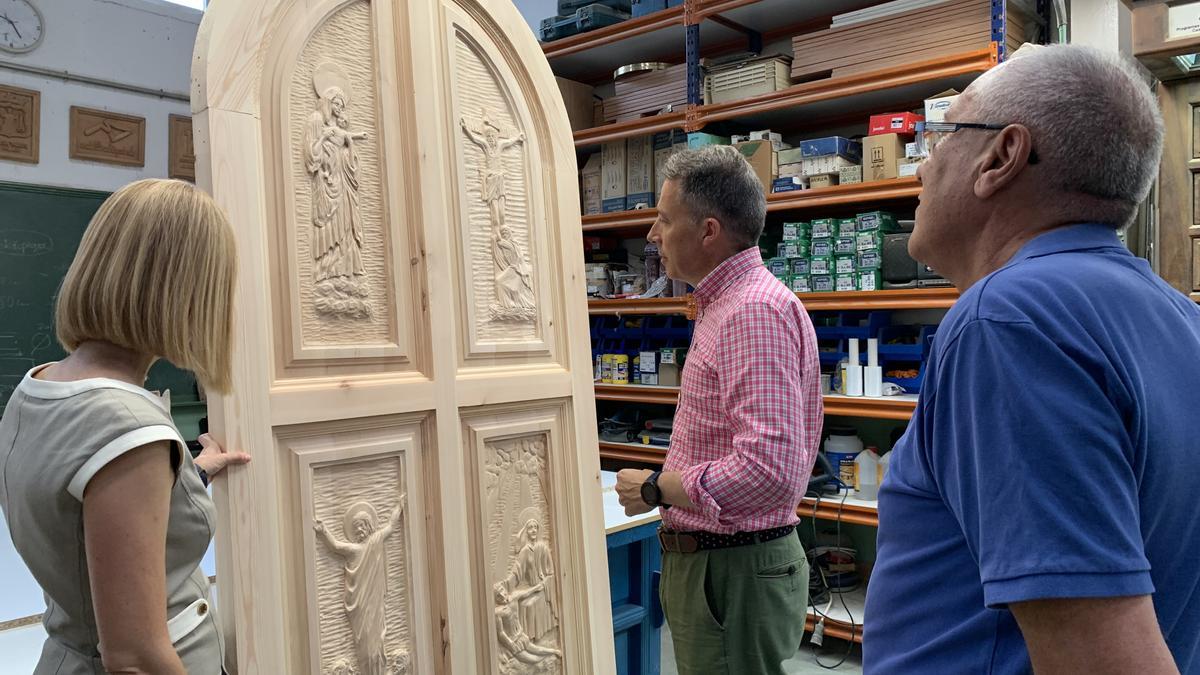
[191,1,612,673]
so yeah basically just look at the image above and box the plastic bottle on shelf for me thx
[878,449,891,485]
[855,446,881,500]
[823,426,864,491]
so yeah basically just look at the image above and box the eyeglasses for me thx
[921,121,1039,164]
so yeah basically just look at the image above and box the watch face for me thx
[0,0,43,54]
[640,479,659,506]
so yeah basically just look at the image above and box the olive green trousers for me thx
[660,533,809,675]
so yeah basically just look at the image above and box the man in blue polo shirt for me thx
[866,44,1200,673]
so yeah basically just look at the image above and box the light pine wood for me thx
[0,83,39,164]
[192,1,612,673]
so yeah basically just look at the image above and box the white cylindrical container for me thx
[846,339,864,397]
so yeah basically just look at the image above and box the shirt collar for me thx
[692,247,763,310]
[1009,223,1128,264]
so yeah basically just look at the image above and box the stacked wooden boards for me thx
[602,63,688,123]
[791,0,1027,81]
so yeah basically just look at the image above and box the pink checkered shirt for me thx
[662,247,822,534]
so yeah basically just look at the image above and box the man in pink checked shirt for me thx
[615,145,822,675]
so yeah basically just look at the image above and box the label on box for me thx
[870,112,924,137]
[857,250,882,270]
[810,257,833,275]
[626,135,654,210]
[790,257,811,276]
[857,231,883,252]
[811,219,835,238]
[639,351,657,373]
[924,91,959,123]
[582,154,602,215]
[857,271,882,291]
[640,372,659,385]
[801,156,857,177]
[808,174,836,189]
[767,257,789,276]
[856,211,898,232]
[863,134,903,181]
[602,140,627,212]
[783,222,810,240]
[772,177,804,193]
[790,275,812,293]
[660,348,680,365]
[835,275,857,292]
[837,219,858,237]
[778,242,803,258]
[835,236,856,256]
[905,142,920,159]
[839,165,863,184]
[811,274,835,293]
[899,160,921,178]
[811,239,833,258]
[835,256,856,274]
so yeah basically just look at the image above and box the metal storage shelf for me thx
[587,287,957,315]
[594,384,919,420]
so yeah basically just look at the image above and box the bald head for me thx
[960,44,1163,224]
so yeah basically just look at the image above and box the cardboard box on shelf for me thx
[835,255,856,275]
[835,236,857,256]
[857,211,900,232]
[581,153,602,215]
[857,249,882,270]
[857,270,883,291]
[556,76,596,132]
[653,130,687,201]
[811,274,835,293]
[898,158,922,178]
[869,112,924,137]
[778,241,810,258]
[790,275,812,293]
[626,135,655,210]
[767,257,789,277]
[924,89,960,123]
[779,162,805,178]
[750,129,784,144]
[801,155,857,176]
[790,257,811,276]
[783,222,811,241]
[797,136,863,163]
[772,176,805,193]
[811,238,834,258]
[835,274,857,292]
[602,140,627,212]
[688,131,730,148]
[863,133,904,181]
[857,230,884,252]
[905,142,921,159]
[808,173,837,189]
[837,218,858,237]
[839,165,863,184]
[810,256,833,275]
[736,140,778,190]
[811,218,835,239]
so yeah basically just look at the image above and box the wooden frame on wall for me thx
[168,114,196,181]
[0,84,40,164]
[69,106,146,167]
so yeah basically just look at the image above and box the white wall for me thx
[0,0,204,627]
[0,0,200,192]
[512,0,556,37]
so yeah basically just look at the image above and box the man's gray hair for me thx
[969,44,1163,222]
[661,145,766,249]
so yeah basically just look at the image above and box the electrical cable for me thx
[807,489,859,670]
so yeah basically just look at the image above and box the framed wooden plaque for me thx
[0,84,40,164]
[168,114,195,181]
[69,106,145,167]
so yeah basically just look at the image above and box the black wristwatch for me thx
[641,470,670,509]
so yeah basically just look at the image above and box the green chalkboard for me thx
[0,181,198,413]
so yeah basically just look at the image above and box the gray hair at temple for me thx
[660,145,767,249]
[967,43,1164,226]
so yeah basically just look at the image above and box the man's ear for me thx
[974,124,1035,200]
[700,217,723,247]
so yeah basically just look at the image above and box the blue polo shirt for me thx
[865,224,1200,674]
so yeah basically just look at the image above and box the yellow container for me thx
[612,354,630,384]
[601,354,614,383]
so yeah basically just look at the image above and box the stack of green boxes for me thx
[765,211,899,293]
[854,210,899,291]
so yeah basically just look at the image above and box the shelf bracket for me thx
[686,23,703,106]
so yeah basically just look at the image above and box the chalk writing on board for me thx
[0,230,53,257]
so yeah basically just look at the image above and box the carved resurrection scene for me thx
[311,454,413,675]
[291,1,393,345]
[453,31,541,340]
[484,435,562,674]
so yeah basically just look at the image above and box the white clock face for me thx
[0,0,43,54]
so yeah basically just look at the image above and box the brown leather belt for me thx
[657,525,796,553]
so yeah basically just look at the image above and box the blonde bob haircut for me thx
[55,179,237,392]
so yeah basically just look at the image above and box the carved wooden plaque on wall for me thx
[69,106,145,167]
[168,114,195,181]
[0,84,39,164]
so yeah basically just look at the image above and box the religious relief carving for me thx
[460,110,536,323]
[484,437,561,673]
[314,496,407,675]
[306,62,372,320]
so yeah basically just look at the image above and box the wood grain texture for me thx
[194,0,611,673]
[0,84,39,164]
[1156,80,1200,294]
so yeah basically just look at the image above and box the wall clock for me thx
[0,0,43,54]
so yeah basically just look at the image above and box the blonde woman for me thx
[0,179,248,675]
